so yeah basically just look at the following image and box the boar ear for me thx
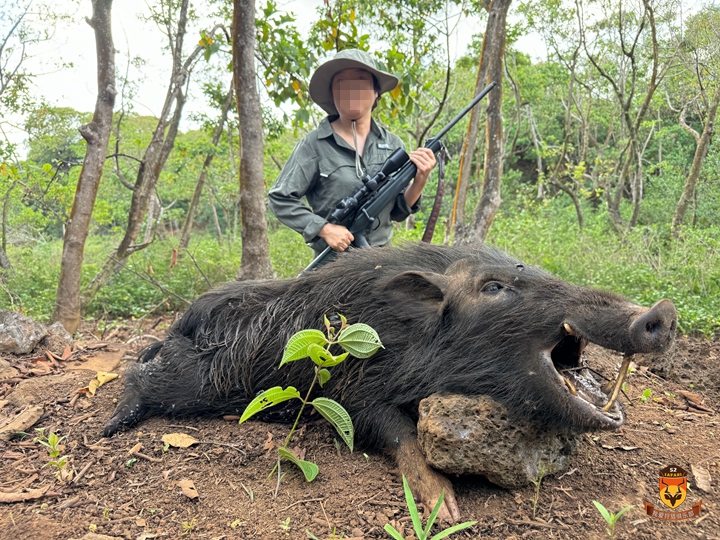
[383,271,447,314]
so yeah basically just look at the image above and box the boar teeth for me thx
[563,376,578,396]
[602,355,634,412]
[563,323,576,336]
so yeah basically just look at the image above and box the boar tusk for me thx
[563,323,576,336]
[602,355,634,412]
[563,376,578,396]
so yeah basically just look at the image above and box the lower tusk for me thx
[602,355,634,412]
[563,376,578,396]
[563,323,576,336]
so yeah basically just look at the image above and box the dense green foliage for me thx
[0,0,718,337]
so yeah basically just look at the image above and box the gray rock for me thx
[39,321,74,353]
[417,394,581,489]
[0,310,47,354]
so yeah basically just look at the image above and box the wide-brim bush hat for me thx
[309,49,399,115]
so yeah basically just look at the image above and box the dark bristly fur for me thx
[104,243,676,518]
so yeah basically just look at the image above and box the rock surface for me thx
[417,394,581,489]
[0,310,47,354]
[39,321,74,354]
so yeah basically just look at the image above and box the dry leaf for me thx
[0,405,44,441]
[136,518,147,527]
[61,344,72,361]
[77,371,118,396]
[0,485,50,503]
[170,248,178,269]
[691,464,713,493]
[601,444,640,451]
[162,433,199,448]
[128,442,143,455]
[679,390,705,407]
[96,371,119,385]
[290,446,306,461]
[175,479,199,499]
[263,432,275,452]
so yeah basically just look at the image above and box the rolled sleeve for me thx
[268,140,326,241]
[390,193,422,222]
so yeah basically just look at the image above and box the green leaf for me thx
[239,387,300,424]
[307,343,335,366]
[593,501,612,524]
[308,343,348,367]
[614,505,634,521]
[279,329,328,367]
[402,475,423,536]
[424,489,445,535]
[429,521,478,540]
[383,524,405,540]
[277,447,318,481]
[311,397,354,451]
[317,368,331,387]
[337,323,383,358]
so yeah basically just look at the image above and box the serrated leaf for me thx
[277,447,318,481]
[308,344,348,367]
[317,368,331,387]
[312,397,354,451]
[239,387,300,424]
[337,323,383,358]
[280,330,328,367]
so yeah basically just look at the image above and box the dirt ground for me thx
[0,316,718,540]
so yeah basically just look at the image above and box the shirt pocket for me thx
[314,158,365,214]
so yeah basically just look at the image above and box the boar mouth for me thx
[542,324,625,429]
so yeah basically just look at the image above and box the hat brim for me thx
[309,58,399,116]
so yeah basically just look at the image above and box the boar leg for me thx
[365,407,461,522]
[395,437,461,523]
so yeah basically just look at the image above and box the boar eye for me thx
[481,282,504,293]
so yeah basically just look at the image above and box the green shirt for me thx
[268,117,420,251]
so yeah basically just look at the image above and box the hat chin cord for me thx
[351,120,363,179]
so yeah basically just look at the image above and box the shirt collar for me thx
[316,116,386,141]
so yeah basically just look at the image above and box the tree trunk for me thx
[52,0,115,333]
[83,0,210,302]
[458,0,511,245]
[450,22,489,236]
[233,0,273,280]
[179,87,234,249]
[672,85,720,236]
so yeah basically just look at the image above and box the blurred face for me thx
[331,68,378,121]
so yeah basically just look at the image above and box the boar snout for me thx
[629,299,677,352]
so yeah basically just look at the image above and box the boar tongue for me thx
[563,369,607,408]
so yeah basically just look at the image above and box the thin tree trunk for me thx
[450,25,489,235]
[1,181,17,269]
[207,185,223,246]
[179,87,234,248]
[233,0,273,280]
[52,0,115,332]
[459,0,511,245]
[672,85,720,235]
[83,0,215,302]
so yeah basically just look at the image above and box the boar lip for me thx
[543,333,624,428]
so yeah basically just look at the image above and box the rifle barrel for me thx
[430,81,497,143]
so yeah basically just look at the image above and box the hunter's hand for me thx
[405,148,436,206]
[409,148,436,183]
[319,223,354,251]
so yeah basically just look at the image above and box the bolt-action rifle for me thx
[303,81,497,273]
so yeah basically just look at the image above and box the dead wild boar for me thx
[104,243,677,521]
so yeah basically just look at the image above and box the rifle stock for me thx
[302,81,497,274]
